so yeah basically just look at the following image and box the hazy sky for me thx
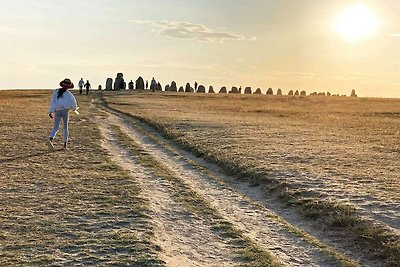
[1,0,399,97]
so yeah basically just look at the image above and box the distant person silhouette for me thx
[48,78,78,150]
[150,77,157,92]
[194,82,198,91]
[128,80,134,90]
[84,80,91,95]
[146,80,149,89]
[78,78,84,95]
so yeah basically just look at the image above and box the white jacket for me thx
[48,89,78,113]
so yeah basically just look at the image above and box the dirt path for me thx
[97,117,239,267]
[98,106,358,267]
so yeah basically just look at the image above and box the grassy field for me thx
[103,91,400,265]
[0,90,163,266]
[1,90,398,266]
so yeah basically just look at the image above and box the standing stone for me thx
[150,81,157,91]
[350,89,358,97]
[178,86,184,92]
[266,88,274,95]
[209,86,215,93]
[98,85,102,90]
[318,92,325,96]
[106,78,113,90]
[170,81,177,92]
[165,85,170,91]
[288,90,294,96]
[310,92,317,96]
[327,92,331,96]
[254,88,262,94]
[185,83,191,92]
[277,89,282,95]
[294,90,299,96]
[244,87,252,94]
[219,86,227,93]
[157,82,162,91]
[300,91,306,96]
[230,87,239,94]
[136,76,145,90]
[197,85,206,93]
[114,73,125,90]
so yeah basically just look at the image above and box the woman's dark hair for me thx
[57,88,67,99]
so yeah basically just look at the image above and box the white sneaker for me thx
[47,140,55,151]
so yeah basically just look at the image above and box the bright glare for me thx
[332,5,380,42]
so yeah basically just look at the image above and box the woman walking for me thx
[48,78,78,150]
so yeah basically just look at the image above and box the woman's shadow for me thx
[0,149,63,164]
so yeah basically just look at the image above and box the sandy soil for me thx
[97,106,358,267]
[97,116,239,267]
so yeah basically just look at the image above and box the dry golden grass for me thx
[104,92,400,205]
[104,91,400,266]
[2,90,398,265]
[0,90,163,266]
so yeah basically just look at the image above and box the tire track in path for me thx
[97,116,239,267]
[101,106,357,267]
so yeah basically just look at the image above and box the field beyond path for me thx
[103,91,400,266]
[1,90,399,266]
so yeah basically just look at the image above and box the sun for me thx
[332,5,380,42]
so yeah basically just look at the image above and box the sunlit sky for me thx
[1,0,399,97]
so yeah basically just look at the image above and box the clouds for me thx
[130,20,245,42]
[134,59,235,75]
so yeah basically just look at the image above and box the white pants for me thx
[50,109,69,143]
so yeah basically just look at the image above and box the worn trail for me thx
[97,116,239,267]
[98,104,358,267]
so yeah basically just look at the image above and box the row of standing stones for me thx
[102,73,358,97]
